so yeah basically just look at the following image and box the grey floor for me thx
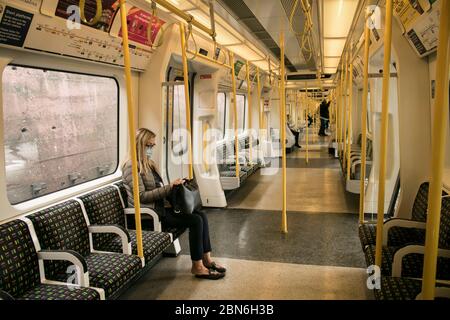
[120,132,372,300]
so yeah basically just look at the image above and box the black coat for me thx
[320,101,330,119]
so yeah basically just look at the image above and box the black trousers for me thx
[290,128,300,146]
[162,209,212,261]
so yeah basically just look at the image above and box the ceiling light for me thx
[323,0,358,38]
[324,39,346,57]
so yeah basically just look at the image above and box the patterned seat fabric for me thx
[96,230,172,262]
[27,200,142,298]
[358,224,426,250]
[79,186,172,262]
[364,245,450,280]
[21,284,100,300]
[79,186,127,251]
[358,182,431,250]
[0,220,99,300]
[374,277,423,300]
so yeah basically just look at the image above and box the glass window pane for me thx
[217,92,226,137]
[2,65,119,204]
[172,84,188,155]
[236,94,246,132]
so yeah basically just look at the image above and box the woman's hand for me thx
[170,178,185,187]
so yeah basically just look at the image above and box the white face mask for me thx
[146,146,153,158]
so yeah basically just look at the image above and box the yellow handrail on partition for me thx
[421,0,450,300]
[374,0,393,267]
[359,10,371,224]
[256,68,263,161]
[342,55,348,164]
[179,23,194,180]
[279,31,288,234]
[118,0,143,258]
[202,121,210,173]
[229,51,240,178]
[346,62,353,181]
[246,61,253,164]
[305,83,309,164]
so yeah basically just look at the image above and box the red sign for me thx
[119,7,166,47]
[200,74,212,80]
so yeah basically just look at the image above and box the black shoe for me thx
[207,261,226,273]
[195,270,225,280]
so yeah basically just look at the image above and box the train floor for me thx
[120,130,372,299]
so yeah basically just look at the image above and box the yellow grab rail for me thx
[179,23,194,179]
[280,31,288,234]
[359,10,371,224]
[79,0,102,26]
[152,0,215,37]
[374,0,393,267]
[342,55,348,164]
[305,83,309,164]
[119,0,143,258]
[246,61,253,164]
[256,68,263,161]
[421,0,450,300]
[346,62,353,181]
[229,51,240,178]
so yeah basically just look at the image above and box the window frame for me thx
[2,64,120,205]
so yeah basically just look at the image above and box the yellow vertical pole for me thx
[229,51,240,178]
[342,55,348,164]
[359,11,371,224]
[305,82,309,164]
[256,68,263,161]
[246,61,253,164]
[339,71,345,157]
[280,31,288,234]
[335,86,339,145]
[421,0,450,300]
[119,0,143,258]
[374,0,393,267]
[179,23,194,179]
[346,62,353,181]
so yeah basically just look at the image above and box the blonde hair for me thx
[122,128,156,175]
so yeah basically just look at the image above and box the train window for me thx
[236,94,246,131]
[2,65,119,205]
[172,83,188,156]
[217,92,226,138]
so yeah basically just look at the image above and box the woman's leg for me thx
[193,210,211,254]
[193,210,226,271]
[163,210,215,275]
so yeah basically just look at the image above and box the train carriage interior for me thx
[0,0,449,303]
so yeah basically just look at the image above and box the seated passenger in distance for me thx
[122,128,226,280]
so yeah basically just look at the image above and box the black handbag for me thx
[169,179,202,214]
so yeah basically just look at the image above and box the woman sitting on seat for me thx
[122,128,226,280]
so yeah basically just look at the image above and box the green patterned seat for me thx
[359,182,431,250]
[374,277,450,300]
[27,200,143,299]
[0,220,100,300]
[79,186,172,263]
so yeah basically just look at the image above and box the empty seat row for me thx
[0,182,175,300]
[358,182,450,299]
[215,135,261,189]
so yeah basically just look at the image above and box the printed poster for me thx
[55,0,119,32]
[118,7,166,47]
